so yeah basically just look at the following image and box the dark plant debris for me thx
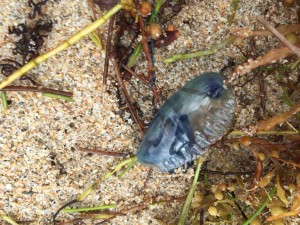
[28,0,48,19]
[0,0,73,107]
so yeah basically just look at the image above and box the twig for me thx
[138,15,159,109]
[78,147,128,157]
[76,212,121,219]
[103,16,115,86]
[95,196,186,224]
[57,218,83,225]
[257,73,266,117]
[53,199,78,225]
[250,146,263,185]
[270,157,300,169]
[111,54,145,134]
[2,86,73,97]
[230,192,248,220]
[257,16,300,57]
[15,221,35,225]
[201,169,254,176]
[122,65,149,85]
[241,186,276,225]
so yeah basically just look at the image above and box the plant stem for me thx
[164,36,236,63]
[77,156,137,202]
[42,93,74,101]
[177,156,205,225]
[149,0,165,23]
[241,185,276,225]
[62,204,117,213]
[103,16,115,86]
[1,214,19,225]
[118,160,137,178]
[228,0,240,26]
[229,130,299,136]
[78,147,128,157]
[127,42,142,68]
[0,3,123,90]
[3,85,73,97]
[1,91,8,109]
[111,55,145,134]
[164,50,214,63]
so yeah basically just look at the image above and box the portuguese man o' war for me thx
[137,72,236,172]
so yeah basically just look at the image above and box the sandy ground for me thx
[0,0,299,224]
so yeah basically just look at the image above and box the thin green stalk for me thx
[42,93,74,102]
[62,204,117,213]
[1,214,19,225]
[118,160,137,178]
[164,50,214,63]
[149,0,165,23]
[77,156,138,201]
[241,186,276,225]
[127,42,142,68]
[228,0,240,26]
[164,36,236,63]
[177,156,205,225]
[1,91,8,109]
[0,3,124,90]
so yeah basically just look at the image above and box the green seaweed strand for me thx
[241,186,276,225]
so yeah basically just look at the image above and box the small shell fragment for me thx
[137,72,236,172]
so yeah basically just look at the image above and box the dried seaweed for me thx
[28,0,48,19]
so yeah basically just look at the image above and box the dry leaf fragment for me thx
[258,168,277,188]
[256,103,300,132]
[267,199,300,221]
[276,175,288,205]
